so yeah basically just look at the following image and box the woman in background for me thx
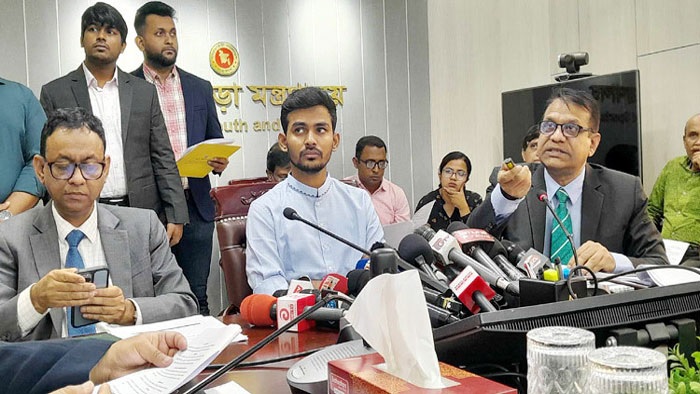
[414,151,482,232]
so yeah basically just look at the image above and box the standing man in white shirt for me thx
[40,2,188,247]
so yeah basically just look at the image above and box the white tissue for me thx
[345,270,445,389]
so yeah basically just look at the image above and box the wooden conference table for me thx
[188,314,339,393]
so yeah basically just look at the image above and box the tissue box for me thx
[328,353,516,394]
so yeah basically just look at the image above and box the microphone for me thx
[283,207,370,255]
[185,292,353,394]
[347,269,371,297]
[397,234,443,283]
[426,303,460,327]
[537,191,579,269]
[416,225,519,296]
[449,265,497,313]
[423,286,465,317]
[486,238,526,281]
[501,239,552,278]
[319,273,349,294]
[240,294,347,328]
[446,222,510,279]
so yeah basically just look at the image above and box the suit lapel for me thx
[117,69,132,145]
[97,205,133,297]
[28,205,63,337]
[179,69,195,145]
[581,164,604,243]
[528,165,547,250]
[70,67,92,111]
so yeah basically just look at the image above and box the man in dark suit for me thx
[0,331,186,394]
[39,2,188,247]
[468,88,667,272]
[0,108,197,342]
[131,2,229,315]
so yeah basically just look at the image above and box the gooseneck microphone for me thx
[537,191,580,269]
[283,207,371,255]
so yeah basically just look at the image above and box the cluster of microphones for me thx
[241,196,578,331]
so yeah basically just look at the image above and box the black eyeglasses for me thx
[46,161,106,180]
[539,121,595,138]
[358,159,388,170]
[442,168,467,179]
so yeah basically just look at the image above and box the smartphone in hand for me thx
[71,266,110,328]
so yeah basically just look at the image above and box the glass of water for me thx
[527,326,596,394]
[587,346,667,393]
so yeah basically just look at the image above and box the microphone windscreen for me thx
[446,221,469,234]
[397,233,436,266]
[346,269,371,297]
[240,294,276,326]
[283,207,297,220]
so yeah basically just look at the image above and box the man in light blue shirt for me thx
[246,87,383,294]
[468,88,667,273]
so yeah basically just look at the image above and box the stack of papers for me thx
[96,314,248,344]
[95,325,242,394]
[176,138,241,177]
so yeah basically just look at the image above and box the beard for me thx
[146,48,177,68]
[291,154,327,174]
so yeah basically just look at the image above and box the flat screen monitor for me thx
[433,282,700,368]
[501,70,642,177]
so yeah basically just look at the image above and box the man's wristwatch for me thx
[0,210,12,222]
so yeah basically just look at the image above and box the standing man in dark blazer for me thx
[468,88,667,272]
[131,2,229,315]
[40,2,188,247]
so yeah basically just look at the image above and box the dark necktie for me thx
[65,229,96,336]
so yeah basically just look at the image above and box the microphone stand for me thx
[538,193,580,270]
[181,293,353,394]
[284,207,370,255]
[284,207,450,293]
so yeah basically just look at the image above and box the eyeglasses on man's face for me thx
[358,159,388,170]
[442,168,467,180]
[539,120,594,138]
[46,161,106,180]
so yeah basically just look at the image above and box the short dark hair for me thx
[355,135,387,158]
[41,107,107,157]
[439,151,472,180]
[266,142,290,172]
[280,87,337,134]
[134,1,175,36]
[81,2,128,44]
[521,124,540,150]
[545,87,600,132]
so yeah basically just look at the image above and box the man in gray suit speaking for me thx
[468,88,667,273]
[0,107,197,342]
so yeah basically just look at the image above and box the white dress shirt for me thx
[83,63,127,198]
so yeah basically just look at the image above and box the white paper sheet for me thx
[94,325,241,394]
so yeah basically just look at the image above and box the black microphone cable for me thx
[181,293,354,394]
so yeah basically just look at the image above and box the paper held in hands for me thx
[93,325,242,394]
[176,138,240,178]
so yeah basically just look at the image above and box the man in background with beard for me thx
[132,1,228,316]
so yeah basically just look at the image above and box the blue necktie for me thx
[550,188,574,266]
[65,229,96,336]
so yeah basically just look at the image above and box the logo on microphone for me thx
[279,307,290,321]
